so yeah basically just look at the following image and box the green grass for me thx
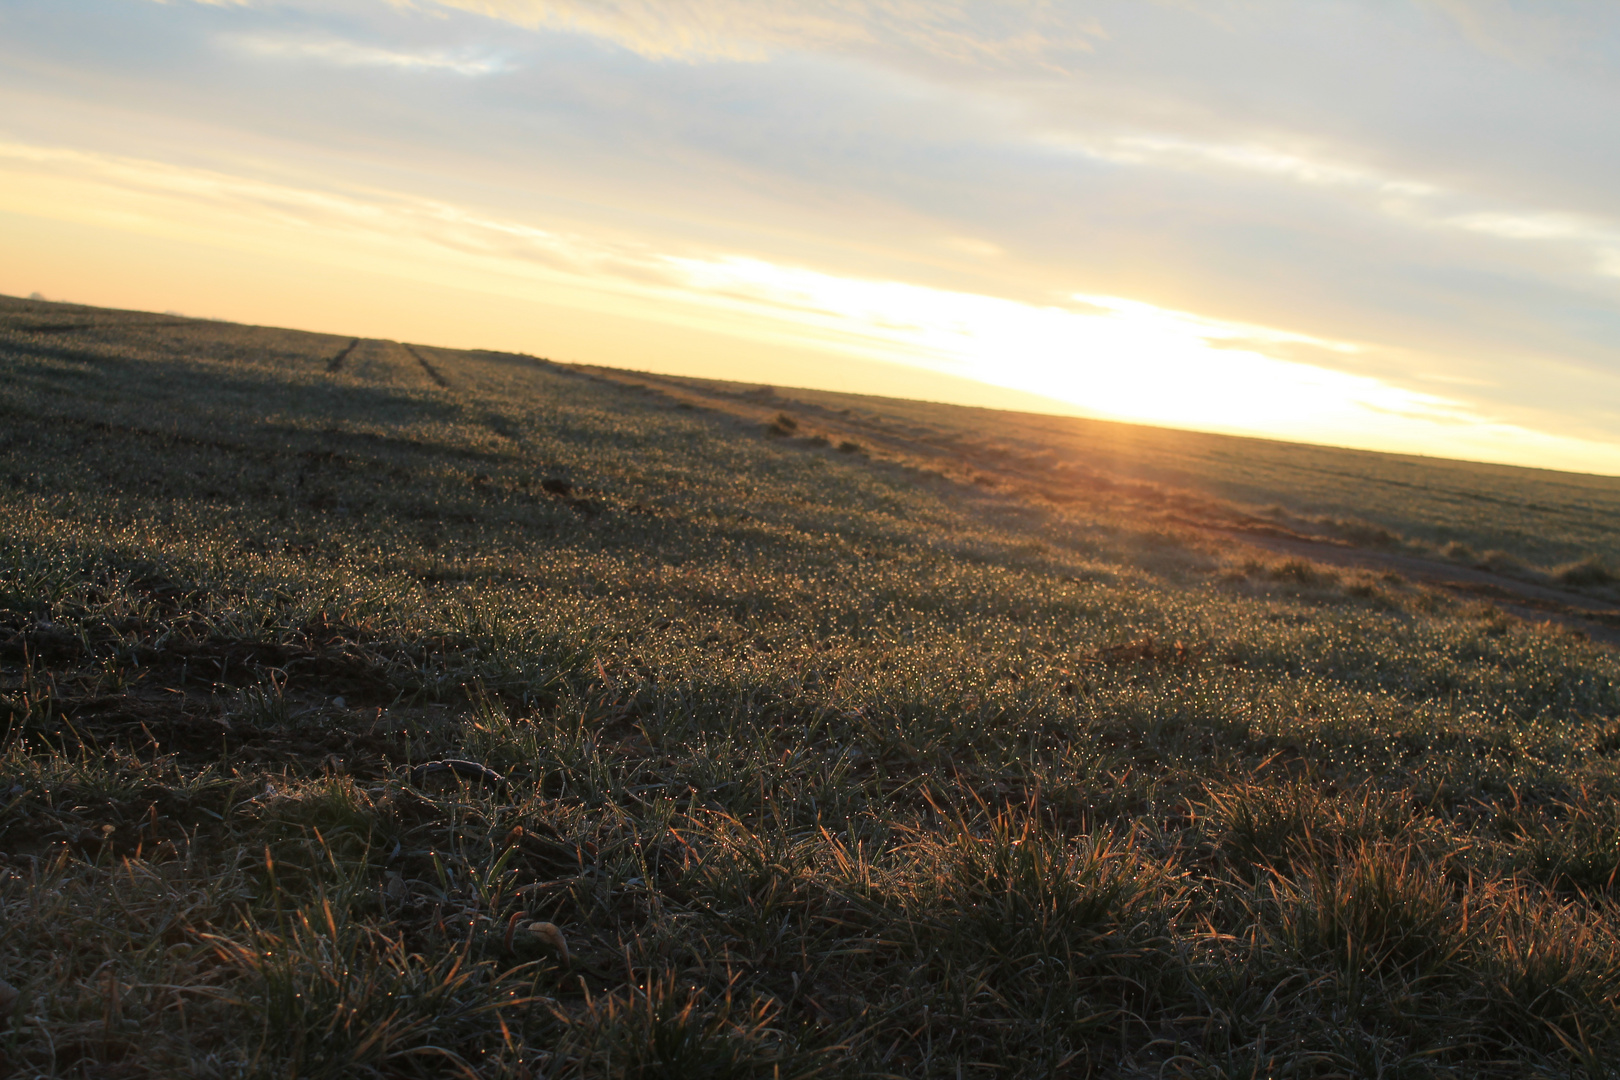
[3,293,1620,1076]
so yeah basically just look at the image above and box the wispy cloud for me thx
[425,0,1103,68]
[1049,129,1620,286]
[1086,134,1437,197]
[1422,0,1591,66]
[228,33,510,75]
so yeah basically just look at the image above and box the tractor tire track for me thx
[402,344,450,389]
[326,338,361,373]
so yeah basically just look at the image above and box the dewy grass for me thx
[5,295,1620,1075]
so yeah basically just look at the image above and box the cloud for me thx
[1447,211,1609,243]
[938,236,1004,258]
[421,0,1103,68]
[1422,0,1590,66]
[1044,127,1620,292]
[228,33,510,75]
[1085,134,1437,197]
[422,0,856,62]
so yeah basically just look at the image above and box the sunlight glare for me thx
[663,254,1462,447]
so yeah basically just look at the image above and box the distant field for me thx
[4,295,1620,1077]
[733,384,1620,575]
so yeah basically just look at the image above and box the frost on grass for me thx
[4,297,1620,1076]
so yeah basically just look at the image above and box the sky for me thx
[4,1,1620,473]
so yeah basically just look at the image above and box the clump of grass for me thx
[1205,781,1419,875]
[1478,548,1529,574]
[1276,844,1463,981]
[233,676,292,730]
[1476,887,1620,1057]
[1554,555,1615,587]
[930,807,1166,950]
[764,412,798,436]
[1594,718,1620,755]
[892,807,1184,1062]
[1266,557,1338,587]
[539,971,818,1079]
[1440,539,1478,562]
[0,545,85,618]
[1324,516,1403,548]
[1508,802,1620,896]
[249,775,389,862]
[210,858,538,1077]
[1463,599,1514,636]
[1340,571,1399,602]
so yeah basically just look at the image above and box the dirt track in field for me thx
[571,363,1620,648]
[1215,528,1620,646]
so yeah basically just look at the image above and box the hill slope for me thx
[3,295,1620,1077]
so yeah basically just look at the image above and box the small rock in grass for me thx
[0,978,18,1015]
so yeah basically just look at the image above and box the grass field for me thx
[4,293,1620,1077]
[728,384,1620,581]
